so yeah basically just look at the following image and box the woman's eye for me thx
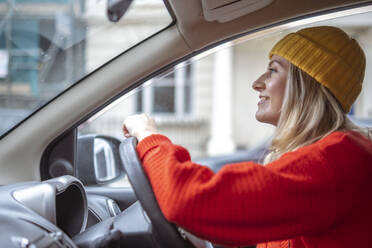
[268,67,277,73]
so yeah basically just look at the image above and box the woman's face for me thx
[252,55,290,126]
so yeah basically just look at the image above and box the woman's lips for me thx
[258,96,269,105]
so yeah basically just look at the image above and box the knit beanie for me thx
[269,26,366,113]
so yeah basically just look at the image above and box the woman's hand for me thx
[122,114,158,141]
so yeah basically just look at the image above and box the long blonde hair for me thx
[266,64,367,163]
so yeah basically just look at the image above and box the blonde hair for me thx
[265,64,368,163]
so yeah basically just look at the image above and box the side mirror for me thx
[76,134,124,185]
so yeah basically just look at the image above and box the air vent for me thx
[201,0,273,23]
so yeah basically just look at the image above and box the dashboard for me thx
[1,176,86,247]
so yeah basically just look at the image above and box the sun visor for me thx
[201,0,273,23]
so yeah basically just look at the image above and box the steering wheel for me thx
[119,137,191,248]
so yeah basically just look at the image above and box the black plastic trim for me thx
[40,128,77,181]
[85,187,137,210]
[163,0,177,21]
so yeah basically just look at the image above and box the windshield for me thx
[0,0,172,137]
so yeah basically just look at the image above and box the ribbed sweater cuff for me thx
[137,134,172,160]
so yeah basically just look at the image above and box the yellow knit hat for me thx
[269,26,366,113]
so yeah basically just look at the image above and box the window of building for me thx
[136,62,193,116]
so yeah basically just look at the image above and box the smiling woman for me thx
[252,55,290,126]
[123,25,372,248]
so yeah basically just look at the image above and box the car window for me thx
[0,0,172,137]
[78,9,372,186]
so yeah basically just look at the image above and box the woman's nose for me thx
[252,73,266,92]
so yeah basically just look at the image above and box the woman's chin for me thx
[255,112,278,126]
[255,112,266,123]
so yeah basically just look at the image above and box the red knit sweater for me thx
[136,131,372,247]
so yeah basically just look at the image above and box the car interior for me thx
[0,0,371,247]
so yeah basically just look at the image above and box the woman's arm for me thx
[136,133,341,246]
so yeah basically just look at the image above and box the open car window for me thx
[0,0,172,137]
[78,8,372,186]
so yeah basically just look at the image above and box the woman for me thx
[123,26,372,248]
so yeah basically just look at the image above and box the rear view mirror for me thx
[107,0,133,22]
[76,135,124,185]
